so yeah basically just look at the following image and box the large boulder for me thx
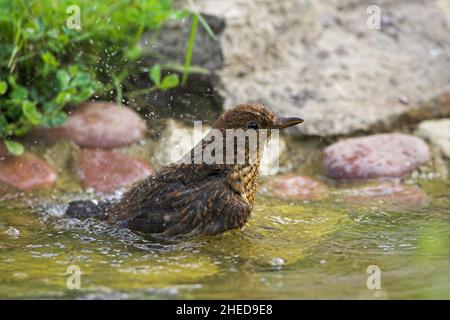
[391,90,450,129]
[323,133,430,180]
[197,0,450,136]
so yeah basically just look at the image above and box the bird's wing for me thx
[107,163,251,236]
[116,177,252,236]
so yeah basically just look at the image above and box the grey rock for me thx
[197,0,450,136]
[389,89,450,129]
[141,14,225,71]
[415,119,450,158]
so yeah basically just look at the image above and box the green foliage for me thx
[182,13,198,86]
[0,0,191,155]
[3,140,23,156]
[150,65,180,90]
[0,81,7,94]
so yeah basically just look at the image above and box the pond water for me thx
[0,180,449,299]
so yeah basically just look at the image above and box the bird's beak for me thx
[275,117,304,129]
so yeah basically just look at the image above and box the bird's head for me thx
[204,104,304,164]
[207,104,304,207]
[179,104,304,207]
[181,103,304,168]
[212,104,303,131]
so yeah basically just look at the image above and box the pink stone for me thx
[0,154,57,190]
[62,102,147,148]
[323,133,430,180]
[341,183,429,209]
[265,174,329,201]
[77,149,154,193]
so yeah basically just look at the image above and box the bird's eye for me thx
[246,121,259,130]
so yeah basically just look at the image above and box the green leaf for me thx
[0,81,7,95]
[159,74,180,90]
[8,75,28,101]
[56,70,71,90]
[126,46,142,60]
[172,9,190,21]
[150,65,161,85]
[0,115,7,135]
[11,86,28,100]
[40,115,52,127]
[41,51,59,68]
[22,101,43,125]
[70,87,94,104]
[54,91,72,106]
[71,72,91,88]
[43,102,58,114]
[47,112,68,127]
[4,140,24,156]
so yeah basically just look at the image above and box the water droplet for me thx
[270,257,285,266]
[5,227,20,238]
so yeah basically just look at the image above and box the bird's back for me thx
[105,163,252,236]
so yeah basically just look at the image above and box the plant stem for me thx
[126,86,157,99]
[112,75,123,106]
[182,13,198,86]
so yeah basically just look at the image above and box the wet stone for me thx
[340,183,429,209]
[323,133,430,180]
[0,154,57,190]
[263,174,329,201]
[77,149,154,193]
[61,102,147,149]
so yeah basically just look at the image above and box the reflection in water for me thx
[0,183,449,299]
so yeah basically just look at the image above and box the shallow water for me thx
[0,180,449,299]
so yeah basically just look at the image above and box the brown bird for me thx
[66,104,303,236]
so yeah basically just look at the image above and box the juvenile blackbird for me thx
[66,104,303,236]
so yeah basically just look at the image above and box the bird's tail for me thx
[65,200,109,220]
